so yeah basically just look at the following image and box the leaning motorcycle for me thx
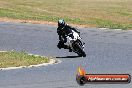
[66,30,86,57]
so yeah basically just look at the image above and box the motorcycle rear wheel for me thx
[75,43,86,57]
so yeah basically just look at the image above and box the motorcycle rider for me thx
[57,19,80,52]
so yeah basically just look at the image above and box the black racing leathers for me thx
[57,24,80,50]
[57,24,80,42]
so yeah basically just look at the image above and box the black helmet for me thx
[58,19,65,27]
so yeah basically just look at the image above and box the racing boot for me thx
[57,41,64,49]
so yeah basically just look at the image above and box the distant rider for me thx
[57,19,80,52]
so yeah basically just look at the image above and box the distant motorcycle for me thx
[65,30,86,57]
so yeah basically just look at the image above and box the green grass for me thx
[0,51,49,68]
[0,0,132,29]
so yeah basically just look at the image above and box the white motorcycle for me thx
[65,30,86,57]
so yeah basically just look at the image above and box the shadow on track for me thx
[56,55,81,58]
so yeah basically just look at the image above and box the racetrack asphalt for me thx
[0,22,132,88]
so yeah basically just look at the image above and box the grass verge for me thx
[0,0,131,29]
[0,51,49,68]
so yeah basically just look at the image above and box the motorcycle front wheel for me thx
[74,42,86,57]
